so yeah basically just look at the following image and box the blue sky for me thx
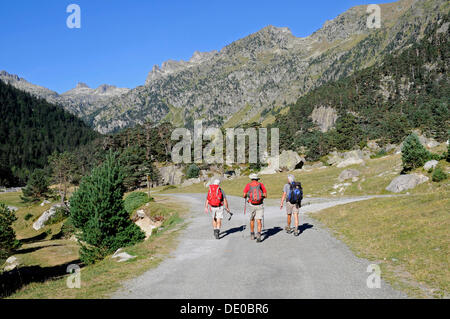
[0,0,394,93]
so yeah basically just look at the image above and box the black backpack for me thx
[288,182,303,206]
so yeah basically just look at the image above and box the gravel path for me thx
[113,194,406,299]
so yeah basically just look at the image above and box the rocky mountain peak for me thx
[0,70,21,82]
[75,82,90,89]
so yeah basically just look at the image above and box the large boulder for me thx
[260,150,305,174]
[328,150,370,168]
[158,165,183,185]
[386,174,429,193]
[33,204,65,231]
[338,169,360,182]
[423,160,439,171]
[181,178,201,187]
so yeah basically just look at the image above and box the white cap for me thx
[249,173,259,180]
[213,179,221,185]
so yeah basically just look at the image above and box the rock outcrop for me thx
[260,150,305,174]
[385,174,429,193]
[327,150,370,168]
[33,204,66,231]
[338,169,360,182]
[158,165,184,185]
[423,160,439,171]
[311,106,338,132]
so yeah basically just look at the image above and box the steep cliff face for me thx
[92,0,446,133]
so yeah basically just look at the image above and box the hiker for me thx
[280,174,303,236]
[204,179,230,239]
[243,173,267,243]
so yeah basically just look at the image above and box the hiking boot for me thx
[214,229,220,239]
[285,226,292,233]
[256,232,262,243]
[293,227,299,236]
[250,232,255,240]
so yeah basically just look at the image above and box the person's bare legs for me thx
[287,213,292,228]
[250,219,255,233]
[257,219,262,233]
[294,213,299,229]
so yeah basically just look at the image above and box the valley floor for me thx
[113,194,406,299]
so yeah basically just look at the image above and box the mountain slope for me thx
[0,71,130,121]
[0,80,100,186]
[91,0,448,133]
[275,11,449,160]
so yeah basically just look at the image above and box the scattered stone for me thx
[7,206,18,212]
[386,174,429,193]
[338,169,360,182]
[112,248,136,262]
[40,199,51,207]
[32,204,65,231]
[4,256,19,271]
[423,160,438,171]
[136,210,146,219]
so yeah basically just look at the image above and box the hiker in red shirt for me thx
[243,173,267,243]
[204,179,230,239]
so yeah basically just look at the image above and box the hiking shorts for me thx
[248,203,264,220]
[286,202,300,215]
[211,206,224,220]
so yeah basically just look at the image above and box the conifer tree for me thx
[70,151,145,265]
[20,169,51,203]
[401,133,431,172]
[0,202,21,264]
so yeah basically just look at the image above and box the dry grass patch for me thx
[5,196,188,299]
[314,191,449,298]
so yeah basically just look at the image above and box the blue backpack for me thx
[288,182,303,206]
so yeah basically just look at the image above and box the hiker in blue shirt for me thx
[280,174,303,236]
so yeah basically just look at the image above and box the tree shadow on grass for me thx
[19,232,48,244]
[0,259,82,298]
[14,244,65,255]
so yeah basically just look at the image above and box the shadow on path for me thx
[298,223,314,235]
[262,227,283,242]
[219,226,245,239]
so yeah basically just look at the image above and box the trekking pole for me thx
[242,197,247,237]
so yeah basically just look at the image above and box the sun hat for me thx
[249,173,260,180]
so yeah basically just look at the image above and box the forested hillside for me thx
[274,12,449,160]
[0,81,100,186]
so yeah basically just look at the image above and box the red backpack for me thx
[207,184,223,207]
[248,182,263,205]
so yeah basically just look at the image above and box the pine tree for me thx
[401,133,431,172]
[20,169,51,203]
[48,152,76,205]
[69,151,145,265]
[0,202,21,264]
